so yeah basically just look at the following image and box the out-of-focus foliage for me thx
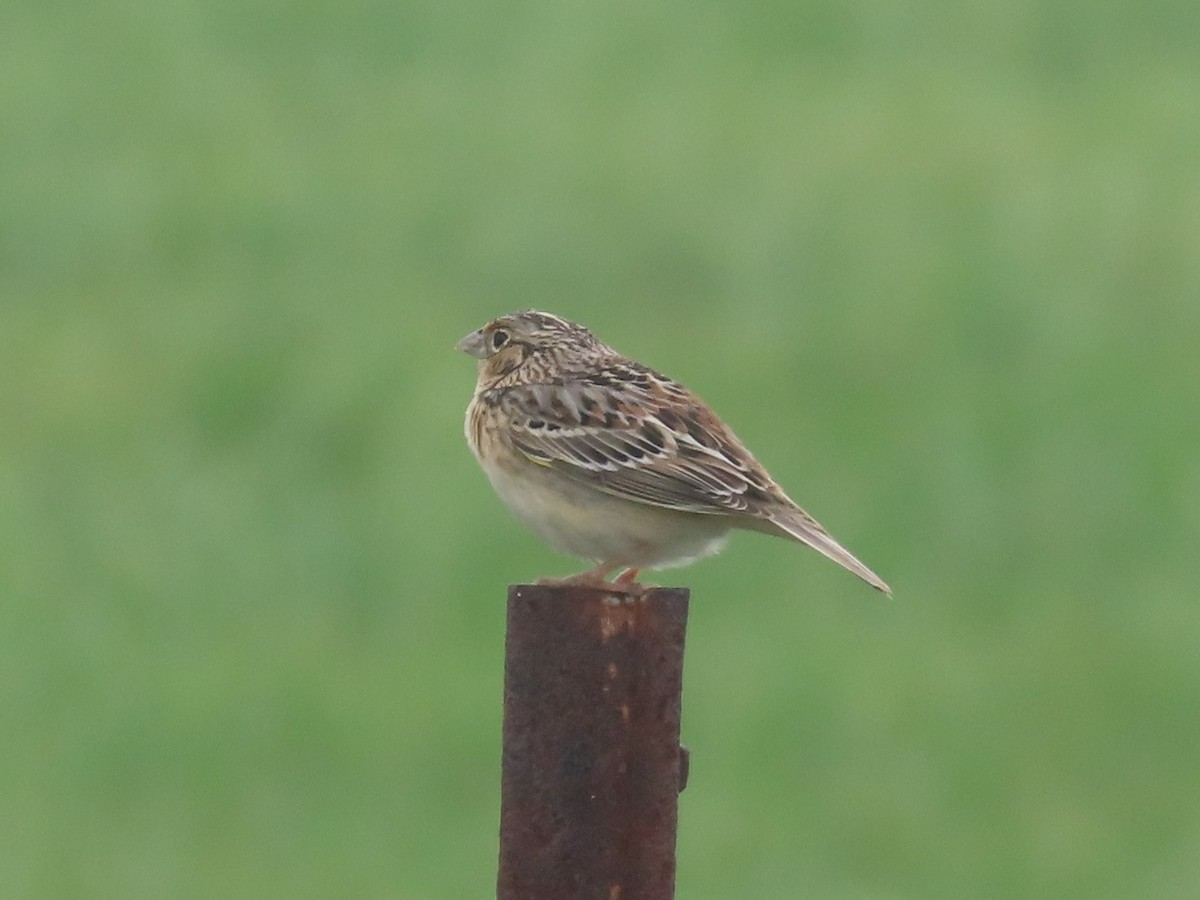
[2,1,1198,897]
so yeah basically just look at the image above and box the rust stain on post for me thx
[498,584,690,900]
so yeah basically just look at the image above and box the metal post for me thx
[497,584,690,900]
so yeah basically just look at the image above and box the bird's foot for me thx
[537,566,653,597]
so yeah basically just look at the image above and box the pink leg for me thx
[536,564,650,596]
[537,563,618,589]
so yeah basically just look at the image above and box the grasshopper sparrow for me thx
[457,311,891,594]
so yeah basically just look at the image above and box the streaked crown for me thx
[457,310,613,385]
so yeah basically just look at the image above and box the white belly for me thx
[481,456,730,570]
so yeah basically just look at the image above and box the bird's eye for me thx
[491,329,510,350]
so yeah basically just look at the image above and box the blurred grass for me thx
[3,0,1199,897]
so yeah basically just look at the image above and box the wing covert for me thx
[490,366,783,515]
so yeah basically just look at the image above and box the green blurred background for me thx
[3,0,1199,897]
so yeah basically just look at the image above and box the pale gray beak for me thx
[455,329,489,359]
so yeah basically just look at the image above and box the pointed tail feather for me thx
[766,508,892,596]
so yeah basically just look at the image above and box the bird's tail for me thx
[764,506,892,596]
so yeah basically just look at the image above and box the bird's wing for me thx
[489,365,786,515]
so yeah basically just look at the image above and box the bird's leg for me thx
[537,564,649,596]
[609,568,651,596]
[537,563,618,590]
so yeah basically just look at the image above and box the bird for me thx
[457,310,891,595]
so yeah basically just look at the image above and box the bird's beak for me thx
[455,329,489,359]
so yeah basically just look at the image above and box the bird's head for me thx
[456,310,607,385]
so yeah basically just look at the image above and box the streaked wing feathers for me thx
[491,366,784,515]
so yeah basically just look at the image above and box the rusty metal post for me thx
[498,584,690,900]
